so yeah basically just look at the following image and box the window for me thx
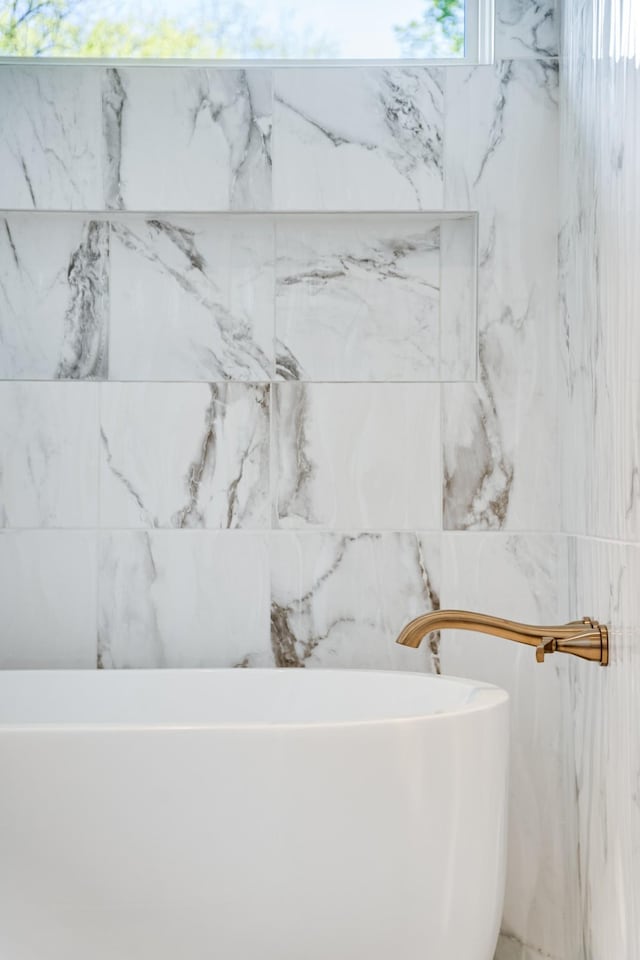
[0,0,491,63]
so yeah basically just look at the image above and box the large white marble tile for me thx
[269,532,441,671]
[439,533,575,960]
[0,383,99,528]
[100,382,269,529]
[442,61,560,531]
[108,216,273,380]
[0,66,103,209]
[98,531,270,668]
[0,531,97,668]
[0,216,109,379]
[272,68,444,210]
[274,214,442,381]
[103,67,271,211]
[494,0,559,60]
[272,383,440,530]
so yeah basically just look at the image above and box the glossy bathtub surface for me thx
[0,669,509,960]
[0,667,506,727]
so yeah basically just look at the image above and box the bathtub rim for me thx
[0,667,509,733]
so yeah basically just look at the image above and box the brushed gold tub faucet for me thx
[396,610,609,666]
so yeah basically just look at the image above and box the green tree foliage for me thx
[68,18,213,58]
[1,0,464,59]
[394,0,464,58]
[0,0,336,57]
[1,0,71,55]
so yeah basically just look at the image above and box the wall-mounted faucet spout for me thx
[395,610,609,665]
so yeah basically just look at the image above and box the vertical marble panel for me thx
[272,383,440,530]
[0,216,109,379]
[0,383,99,528]
[275,215,441,381]
[0,531,97,667]
[103,68,272,211]
[442,60,559,531]
[0,66,103,210]
[559,2,640,543]
[108,216,273,380]
[494,0,559,60]
[269,532,440,671]
[98,532,270,668]
[567,537,640,960]
[560,2,640,957]
[439,533,575,960]
[99,382,269,529]
[272,68,444,210]
[557,19,601,541]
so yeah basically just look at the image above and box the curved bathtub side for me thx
[0,698,509,960]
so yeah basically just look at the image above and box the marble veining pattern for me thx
[442,60,560,532]
[566,538,640,960]
[494,934,557,960]
[269,532,441,672]
[100,382,269,529]
[102,68,126,211]
[272,382,440,530]
[560,2,640,543]
[440,533,574,960]
[4,46,635,960]
[102,68,272,211]
[55,221,110,379]
[0,382,99,528]
[273,68,444,210]
[98,532,271,668]
[275,216,442,381]
[559,1,640,957]
[0,216,109,379]
[0,66,102,210]
[108,217,273,380]
[494,0,559,60]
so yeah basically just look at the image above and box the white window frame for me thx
[465,0,495,64]
[0,0,494,67]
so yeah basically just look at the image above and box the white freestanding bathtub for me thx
[0,669,509,960]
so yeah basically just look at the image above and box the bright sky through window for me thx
[0,0,466,59]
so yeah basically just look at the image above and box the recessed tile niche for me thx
[274,213,477,382]
[0,211,477,383]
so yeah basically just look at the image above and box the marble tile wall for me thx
[440,533,576,960]
[0,3,567,957]
[559,0,640,957]
[442,55,560,532]
[495,0,559,60]
[0,55,559,663]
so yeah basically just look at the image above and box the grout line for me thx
[0,528,581,537]
[268,382,274,532]
[95,383,102,667]
[0,208,480,218]
[565,533,640,548]
[438,381,444,533]
[269,215,277,532]
[106,219,112,385]
[0,378,477,385]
